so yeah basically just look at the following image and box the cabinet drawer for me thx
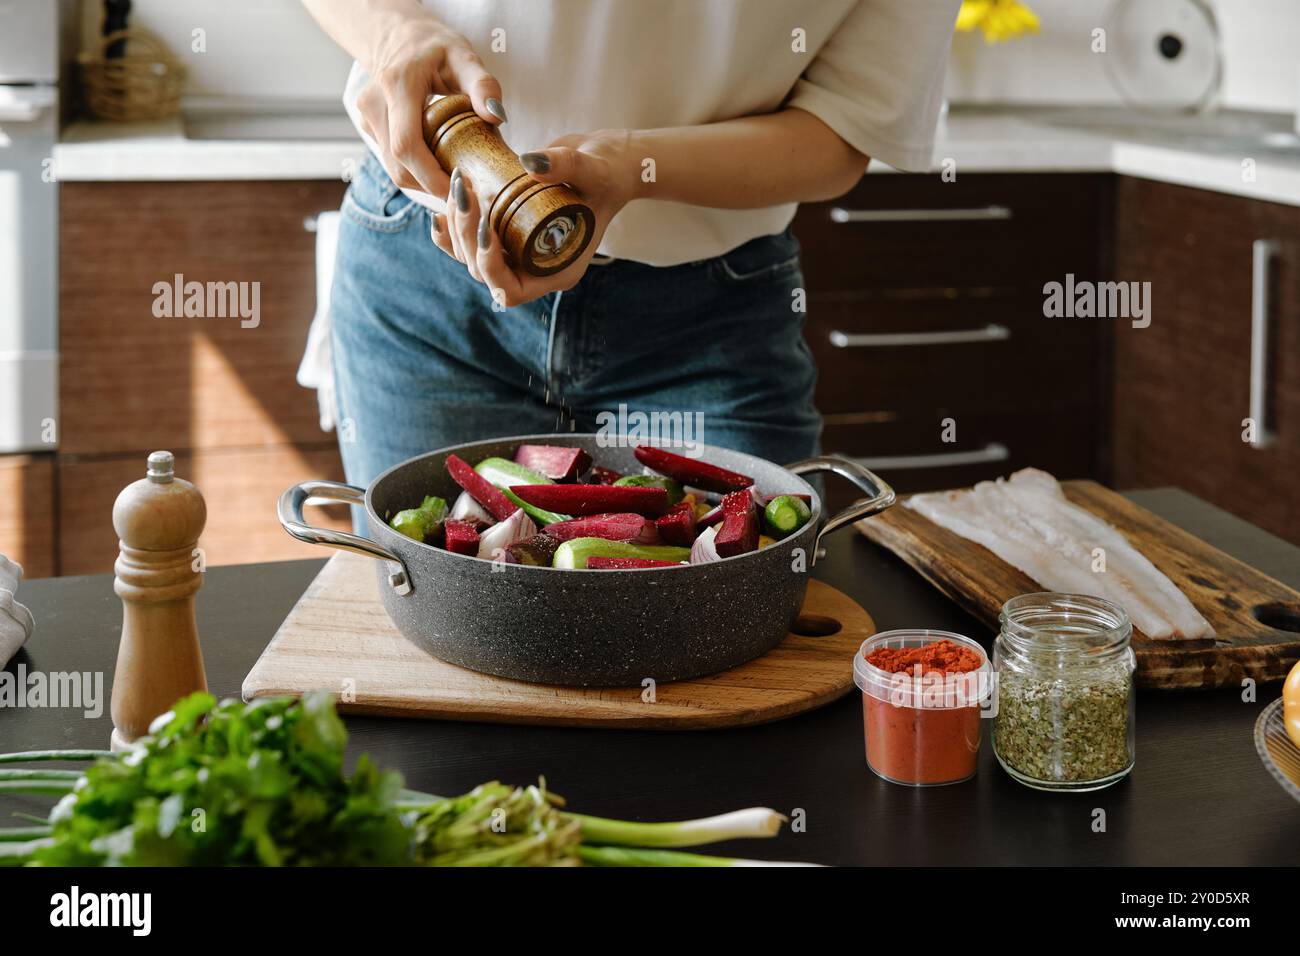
[58,444,349,576]
[821,408,1103,505]
[807,296,1103,416]
[794,174,1111,293]
[59,180,348,456]
[0,454,55,579]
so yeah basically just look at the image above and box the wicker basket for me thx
[78,29,186,122]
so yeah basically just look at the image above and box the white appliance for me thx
[0,0,59,452]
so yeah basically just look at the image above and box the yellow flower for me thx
[956,0,1040,43]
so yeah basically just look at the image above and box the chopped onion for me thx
[477,508,536,560]
[632,518,662,545]
[450,490,494,526]
[690,525,721,564]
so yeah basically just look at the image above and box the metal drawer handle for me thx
[1249,239,1279,450]
[829,324,1011,348]
[829,205,1012,224]
[834,443,1010,471]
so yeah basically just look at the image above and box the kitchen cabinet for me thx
[56,179,350,575]
[1113,177,1300,545]
[793,173,1113,500]
[57,444,349,576]
[0,453,56,579]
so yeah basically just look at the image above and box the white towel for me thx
[0,554,33,668]
[297,210,342,433]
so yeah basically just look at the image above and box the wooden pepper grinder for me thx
[110,451,208,750]
[423,93,595,275]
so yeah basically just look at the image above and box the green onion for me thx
[0,826,52,842]
[570,807,786,847]
[0,769,83,781]
[0,750,111,764]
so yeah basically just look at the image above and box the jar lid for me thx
[853,629,992,710]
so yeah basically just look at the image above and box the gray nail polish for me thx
[519,152,550,174]
[431,212,442,236]
[477,215,491,248]
[485,97,507,123]
[451,168,470,213]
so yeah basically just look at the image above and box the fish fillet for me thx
[905,469,1214,640]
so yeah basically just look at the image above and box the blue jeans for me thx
[330,153,821,498]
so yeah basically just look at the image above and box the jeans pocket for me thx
[342,152,423,232]
[709,229,803,285]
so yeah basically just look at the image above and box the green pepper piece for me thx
[613,474,685,505]
[390,495,449,542]
[552,538,691,569]
[763,495,812,538]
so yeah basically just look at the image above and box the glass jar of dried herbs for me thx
[992,593,1136,791]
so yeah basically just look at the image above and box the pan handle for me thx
[278,480,412,595]
[784,456,896,564]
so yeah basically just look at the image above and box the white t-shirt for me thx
[343,0,959,266]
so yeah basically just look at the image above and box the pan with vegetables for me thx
[279,434,893,686]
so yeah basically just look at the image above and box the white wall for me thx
[77,0,1300,112]
[77,0,353,102]
[947,0,1300,112]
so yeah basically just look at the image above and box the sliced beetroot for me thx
[446,453,516,522]
[505,532,561,566]
[443,519,481,556]
[589,466,623,485]
[514,444,592,482]
[655,502,699,547]
[633,445,753,494]
[586,556,682,570]
[509,484,669,518]
[714,490,759,557]
[543,512,646,542]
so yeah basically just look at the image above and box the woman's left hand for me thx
[432,129,638,307]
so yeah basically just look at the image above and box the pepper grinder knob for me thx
[109,450,208,751]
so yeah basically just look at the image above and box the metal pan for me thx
[280,434,893,687]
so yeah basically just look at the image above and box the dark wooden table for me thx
[4,489,1297,865]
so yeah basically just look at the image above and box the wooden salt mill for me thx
[423,93,595,275]
[110,451,208,750]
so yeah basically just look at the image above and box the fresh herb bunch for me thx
[26,692,409,866]
[1,693,798,867]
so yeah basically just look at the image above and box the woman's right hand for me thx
[354,10,505,199]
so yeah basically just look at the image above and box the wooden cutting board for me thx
[856,480,1300,689]
[242,552,874,729]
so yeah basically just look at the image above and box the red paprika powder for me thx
[853,632,990,786]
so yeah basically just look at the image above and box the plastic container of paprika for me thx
[853,630,991,787]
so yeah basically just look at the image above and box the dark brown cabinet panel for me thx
[55,179,350,575]
[0,454,56,579]
[1112,178,1300,544]
[794,173,1113,500]
[59,180,347,456]
[57,445,349,577]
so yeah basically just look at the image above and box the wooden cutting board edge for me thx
[855,479,1300,690]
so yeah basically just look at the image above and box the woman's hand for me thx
[353,10,505,198]
[432,129,639,306]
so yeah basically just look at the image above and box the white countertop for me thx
[55,108,1300,207]
[55,117,364,183]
